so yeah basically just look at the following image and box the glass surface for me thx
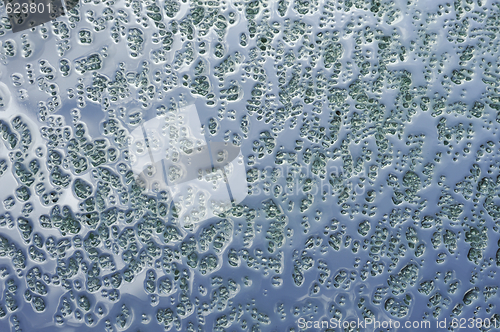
[0,0,500,331]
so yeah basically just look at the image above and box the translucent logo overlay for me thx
[5,0,76,33]
[128,104,248,227]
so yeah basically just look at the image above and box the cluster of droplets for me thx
[1,0,500,330]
